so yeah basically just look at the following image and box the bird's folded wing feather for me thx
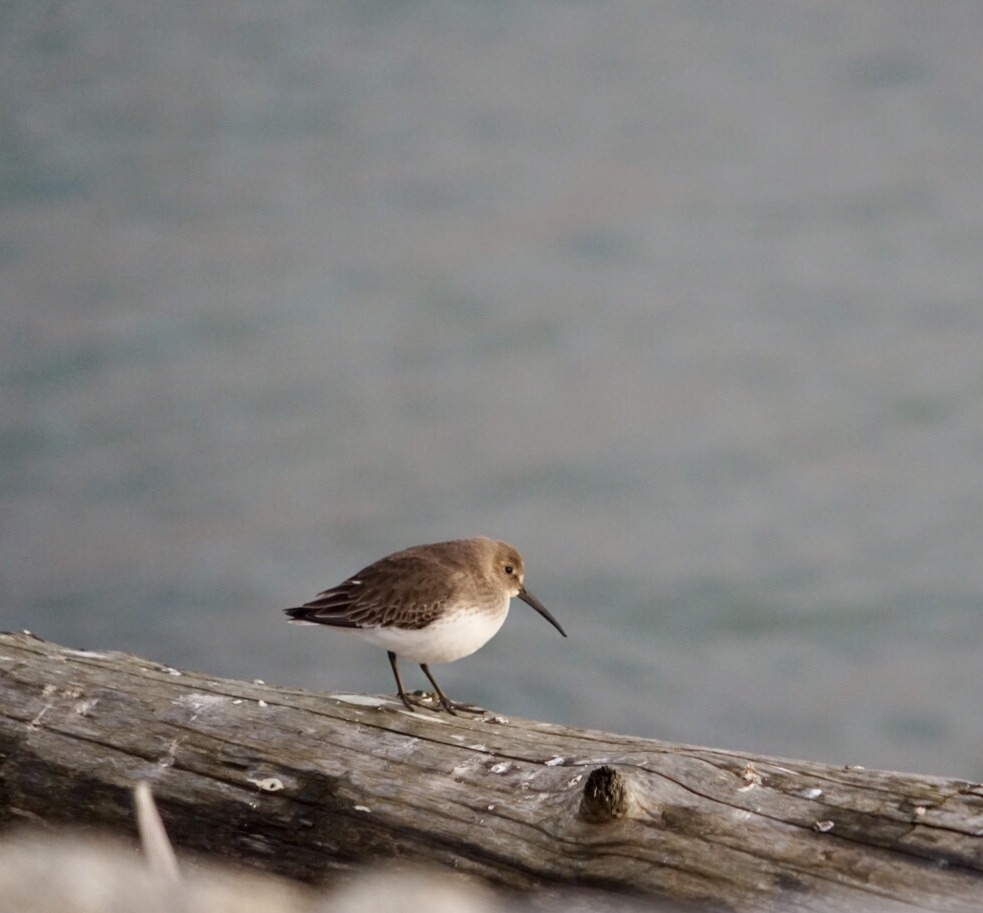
[285,553,467,630]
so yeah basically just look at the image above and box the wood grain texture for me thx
[1,631,981,911]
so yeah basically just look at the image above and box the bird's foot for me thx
[396,690,485,716]
[396,689,432,712]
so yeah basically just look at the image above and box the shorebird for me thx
[285,536,566,713]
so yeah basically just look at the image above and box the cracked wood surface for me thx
[0,631,981,912]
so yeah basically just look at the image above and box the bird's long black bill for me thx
[518,586,567,637]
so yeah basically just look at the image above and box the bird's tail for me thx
[283,606,319,625]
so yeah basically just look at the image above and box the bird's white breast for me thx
[351,602,510,664]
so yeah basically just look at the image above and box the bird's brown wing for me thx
[284,552,466,630]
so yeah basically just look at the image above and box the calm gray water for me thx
[3,1,982,779]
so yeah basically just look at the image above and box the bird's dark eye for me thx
[504,565,514,575]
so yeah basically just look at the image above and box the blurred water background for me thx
[3,1,982,779]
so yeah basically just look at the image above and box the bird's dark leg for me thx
[387,651,417,712]
[419,663,485,715]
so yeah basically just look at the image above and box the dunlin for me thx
[284,536,566,714]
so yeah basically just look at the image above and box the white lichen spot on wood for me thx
[174,692,228,722]
[73,698,98,716]
[387,738,421,757]
[545,756,566,767]
[330,693,389,708]
[794,787,824,799]
[248,776,284,792]
[158,739,181,768]
[30,686,58,728]
[814,820,835,832]
[739,762,762,790]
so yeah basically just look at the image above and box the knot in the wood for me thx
[579,765,630,823]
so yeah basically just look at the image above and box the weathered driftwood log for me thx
[1,631,981,912]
